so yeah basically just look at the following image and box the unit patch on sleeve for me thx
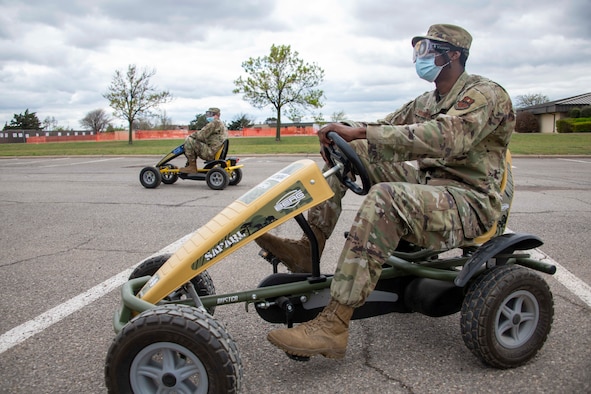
[455,96,475,110]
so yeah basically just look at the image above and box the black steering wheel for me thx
[322,131,371,195]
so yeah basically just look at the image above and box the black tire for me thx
[206,167,229,190]
[105,305,242,394]
[139,167,162,189]
[161,164,179,185]
[130,254,216,315]
[228,168,243,186]
[460,265,553,368]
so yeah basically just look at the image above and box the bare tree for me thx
[43,116,58,131]
[515,93,550,108]
[331,110,347,122]
[132,117,154,130]
[103,64,172,144]
[155,110,174,130]
[80,109,111,133]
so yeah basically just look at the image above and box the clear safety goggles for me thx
[413,39,452,62]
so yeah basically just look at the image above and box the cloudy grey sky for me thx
[1,0,590,129]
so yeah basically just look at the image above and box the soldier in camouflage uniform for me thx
[262,24,516,359]
[180,107,228,173]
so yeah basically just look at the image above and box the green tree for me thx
[3,109,42,130]
[569,108,581,118]
[227,113,254,130]
[103,64,172,144]
[286,108,303,122]
[233,44,324,141]
[188,113,207,130]
[312,112,326,125]
[515,93,549,108]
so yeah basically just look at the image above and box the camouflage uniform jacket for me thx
[365,72,515,238]
[189,119,228,154]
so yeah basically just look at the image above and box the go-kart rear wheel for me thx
[139,167,162,188]
[228,168,243,186]
[206,167,229,190]
[460,265,553,368]
[130,254,216,315]
[105,304,242,394]
[161,164,179,184]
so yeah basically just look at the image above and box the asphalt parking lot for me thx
[0,154,589,393]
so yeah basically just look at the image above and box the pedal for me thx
[259,249,281,273]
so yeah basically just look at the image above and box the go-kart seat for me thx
[469,150,514,245]
[212,139,230,161]
[202,139,230,165]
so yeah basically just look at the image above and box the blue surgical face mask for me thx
[414,55,444,82]
[206,116,214,123]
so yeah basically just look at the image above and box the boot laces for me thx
[302,306,339,333]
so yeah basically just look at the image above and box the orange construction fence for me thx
[24,126,318,143]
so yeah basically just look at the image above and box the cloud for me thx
[1,0,590,129]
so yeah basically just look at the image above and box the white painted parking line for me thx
[40,157,124,168]
[0,158,70,166]
[0,269,133,355]
[535,249,591,306]
[1,230,589,355]
[0,232,194,355]
[558,158,591,164]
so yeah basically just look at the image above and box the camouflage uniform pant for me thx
[184,136,216,162]
[310,140,466,308]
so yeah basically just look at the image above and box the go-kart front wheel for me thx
[129,254,216,315]
[229,168,243,186]
[139,167,162,189]
[161,164,179,185]
[460,265,553,368]
[105,304,242,394]
[206,167,229,190]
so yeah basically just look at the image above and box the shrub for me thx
[569,108,581,118]
[580,106,591,118]
[573,121,591,132]
[556,119,573,133]
[515,111,539,133]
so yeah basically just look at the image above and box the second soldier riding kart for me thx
[139,139,244,190]
[108,132,555,393]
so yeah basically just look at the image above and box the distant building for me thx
[517,92,591,133]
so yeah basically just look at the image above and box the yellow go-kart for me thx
[139,139,244,190]
[107,132,555,393]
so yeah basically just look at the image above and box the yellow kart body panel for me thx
[138,159,334,304]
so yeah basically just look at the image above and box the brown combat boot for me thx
[267,299,354,359]
[255,226,326,273]
[179,160,198,173]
